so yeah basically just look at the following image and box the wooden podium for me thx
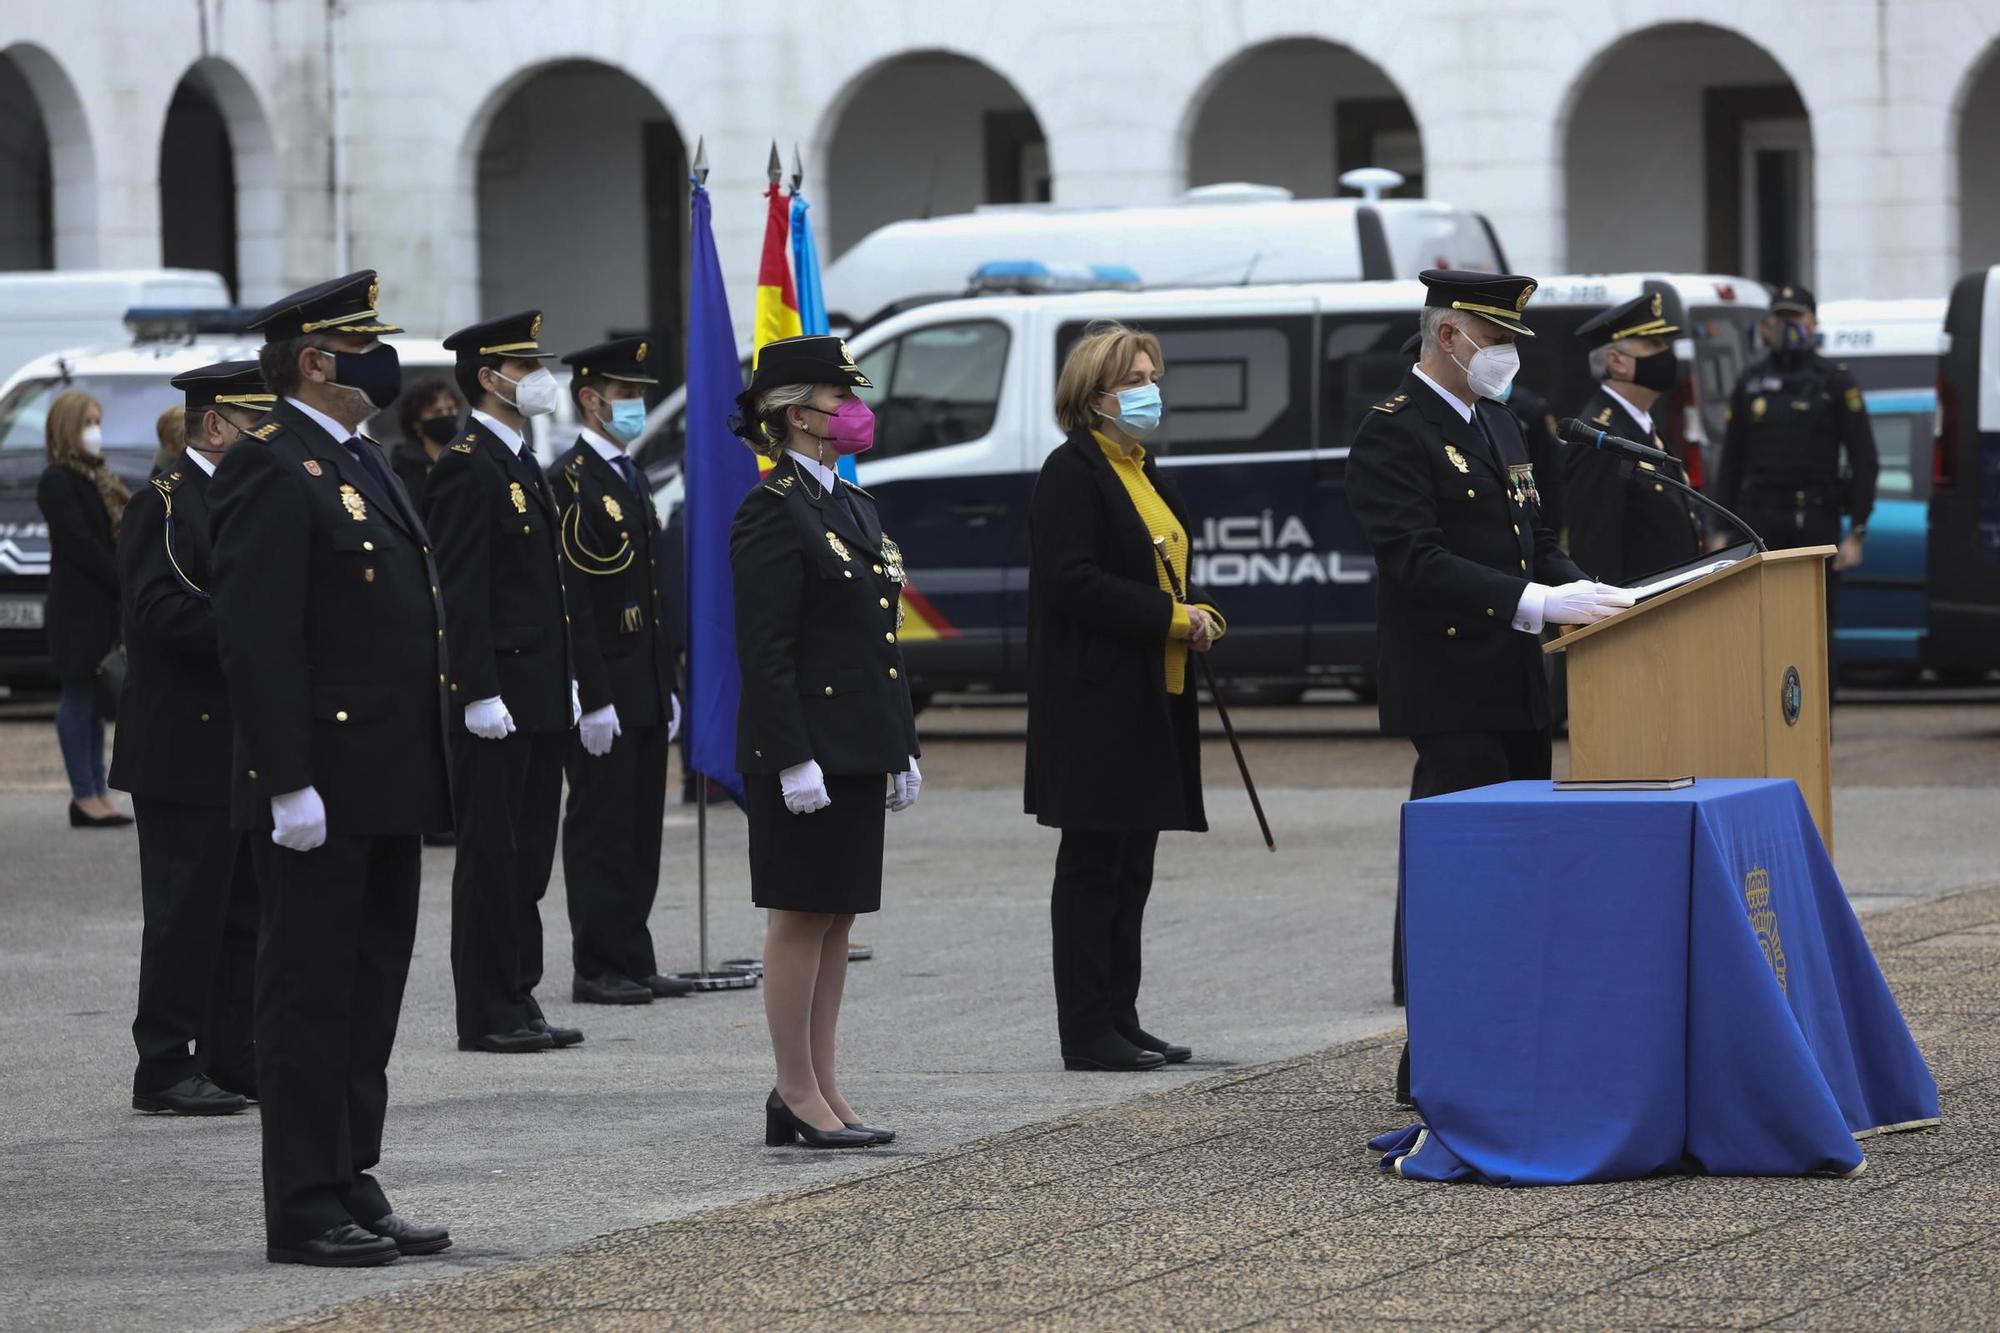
[1546,547,1836,849]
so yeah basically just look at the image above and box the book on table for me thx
[1553,776,1696,792]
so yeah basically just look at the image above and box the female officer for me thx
[729,335,922,1149]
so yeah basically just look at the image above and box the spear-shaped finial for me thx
[766,140,782,187]
[790,143,804,193]
[691,135,709,188]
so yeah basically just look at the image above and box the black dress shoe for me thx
[1118,1025,1193,1064]
[573,973,653,1005]
[764,1090,876,1148]
[359,1212,452,1256]
[528,1016,585,1047]
[267,1222,399,1267]
[133,1073,246,1115]
[843,1121,897,1144]
[70,802,134,828]
[456,1028,554,1054]
[642,973,695,998]
[1061,1033,1167,1072]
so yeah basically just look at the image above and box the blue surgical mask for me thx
[1099,382,1163,438]
[603,397,646,444]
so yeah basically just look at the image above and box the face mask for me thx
[80,424,104,456]
[1775,319,1812,352]
[1098,382,1163,438]
[493,366,558,418]
[417,415,458,446]
[316,343,403,412]
[1449,325,1520,400]
[801,397,876,456]
[1628,347,1680,393]
[597,396,647,444]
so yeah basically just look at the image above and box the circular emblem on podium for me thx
[1781,665,1802,726]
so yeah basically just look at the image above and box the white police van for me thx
[0,314,453,686]
[1927,266,2000,678]
[640,270,1768,702]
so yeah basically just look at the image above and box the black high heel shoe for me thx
[843,1120,897,1145]
[764,1090,875,1149]
[70,801,133,829]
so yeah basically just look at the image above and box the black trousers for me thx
[1050,828,1160,1048]
[130,796,258,1096]
[562,721,668,982]
[449,729,565,1038]
[252,833,420,1245]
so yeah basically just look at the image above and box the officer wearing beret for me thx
[1564,292,1704,584]
[1347,270,1630,1103]
[112,361,269,1118]
[208,271,452,1267]
[428,312,580,1054]
[550,337,689,1006]
[1713,284,1878,685]
[730,334,920,1149]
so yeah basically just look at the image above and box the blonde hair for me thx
[45,390,131,531]
[156,404,186,455]
[1055,321,1164,434]
[747,382,821,461]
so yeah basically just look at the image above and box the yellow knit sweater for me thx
[1092,430,1223,695]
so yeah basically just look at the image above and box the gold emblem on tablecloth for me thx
[509,481,528,514]
[603,495,624,522]
[1444,445,1469,474]
[826,531,852,562]
[1744,868,1789,994]
[339,484,367,522]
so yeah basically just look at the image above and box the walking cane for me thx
[1154,537,1276,852]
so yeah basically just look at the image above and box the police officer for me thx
[1713,284,1878,683]
[550,337,688,1006]
[1347,270,1630,1102]
[1402,330,1568,536]
[113,361,269,1117]
[1564,292,1705,584]
[209,271,452,1267]
[428,312,580,1054]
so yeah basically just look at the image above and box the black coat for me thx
[108,462,230,804]
[389,442,436,512]
[548,439,676,728]
[1562,387,1703,585]
[1507,382,1568,539]
[730,465,920,776]
[35,464,120,679]
[423,420,572,733]
[207,399,452,835]
[1346,371,1586,737]
[1023,431,1213,833]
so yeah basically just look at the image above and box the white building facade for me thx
[4,0,1998,376]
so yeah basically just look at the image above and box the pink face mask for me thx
[806,397,876,456]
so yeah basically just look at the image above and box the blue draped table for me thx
[1372,778,1938,1185]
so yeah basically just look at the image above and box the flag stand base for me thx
[663,967,759,992]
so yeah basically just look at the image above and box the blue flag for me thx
[790,189,856,484]
[684,183,756,805]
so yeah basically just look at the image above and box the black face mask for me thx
[317,343,403,411]
[1628,347,1680,393]
[417,415,458,446]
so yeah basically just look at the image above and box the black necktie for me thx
[343,436,392,496]
[613,454,642,496]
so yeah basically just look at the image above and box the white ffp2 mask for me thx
[1451,326,1521,400]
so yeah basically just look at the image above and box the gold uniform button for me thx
[1513,524,1520,535]
[885,632,896,644]
[1519,559,1528,570]
[247,769,257,780]
[522,524,531,534]
[1446,627,1458,637]
[879,597,890,610]
[754,749,763,759]
[362,540,374,551]
[335,710,349,722]
[823,686,833,696]
[825,530,836,539]
[888,668,899,680]
[199,712,210,722]
[842,570,853,579]
[1485,607,1495,617]
[438,674,446,684]
[430,585,438,596]
[1654,483,1665,493]
[872,564,883,574]
[450,683,459,693]
[1466,489,1476,498]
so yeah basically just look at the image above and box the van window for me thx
[1320,315,1415,446]
[854,320,1009,459]
[0,374,176,452]
[1057,316,1311,455]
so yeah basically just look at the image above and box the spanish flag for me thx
[752,183,802,358]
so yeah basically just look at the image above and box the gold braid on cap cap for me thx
[213,393,277,406]
[1450,301,1528,322]
[1608,317,1678,341]
[300,307,380,333]
[477,341,541,355]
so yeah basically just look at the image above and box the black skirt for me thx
[746,772,887,914]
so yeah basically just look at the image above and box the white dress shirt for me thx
[1602,385,1653,437]
[470,408,525,457]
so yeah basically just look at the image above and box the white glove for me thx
[667,692,682,744]
[779,759,832,815]
[270,785,327,852]
[570,679,581,727]
[464,694,515,741]
[887,756,922,813]
[578,703,621,757]
[1541,580,1635,626]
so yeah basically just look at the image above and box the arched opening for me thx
[0,43,96,269]
[823,51,1048,257]
[471,60,686,391]
[1957,42,2000,274]
[1563,24,1812,285]
[158,59,281,303]
[1184,38,1421,199]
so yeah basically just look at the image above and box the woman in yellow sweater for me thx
[1024,322,1225,1072]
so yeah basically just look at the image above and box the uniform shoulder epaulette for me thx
[449,441,474,453]
[246,421,281,441]
[840,478,875,500]
[761,472,795,497]
[564,451,585,475]
[1369,392,1411,415]
[151,470,183,499]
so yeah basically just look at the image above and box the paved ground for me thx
[250,883,2000,1333]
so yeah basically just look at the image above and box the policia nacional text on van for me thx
[1345,270,1635,1104]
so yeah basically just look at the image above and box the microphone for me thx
[1555,417,1767,552]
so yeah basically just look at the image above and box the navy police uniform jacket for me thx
[1347,371,1586,737]
[1562,386,1703,585]
[424,421,572,733]
[207,399,453,834]
[1714,352,1879,548]
[108,462,231,805]
[548,439,676,728]
[730,466,920,777]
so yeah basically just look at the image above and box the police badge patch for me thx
[603,495,624,523]
[509,482,528,514]
[1444,445,1470,474]
[339,484,367,522]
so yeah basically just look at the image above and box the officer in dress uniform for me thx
[428,311,580,1054]
[113,361,270,1117]
[549,336,688,1006]
[208,271,452,1267]
[1347,270,1631,1102]
[1563,292,1705,584]
[1713,284,1878,686]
